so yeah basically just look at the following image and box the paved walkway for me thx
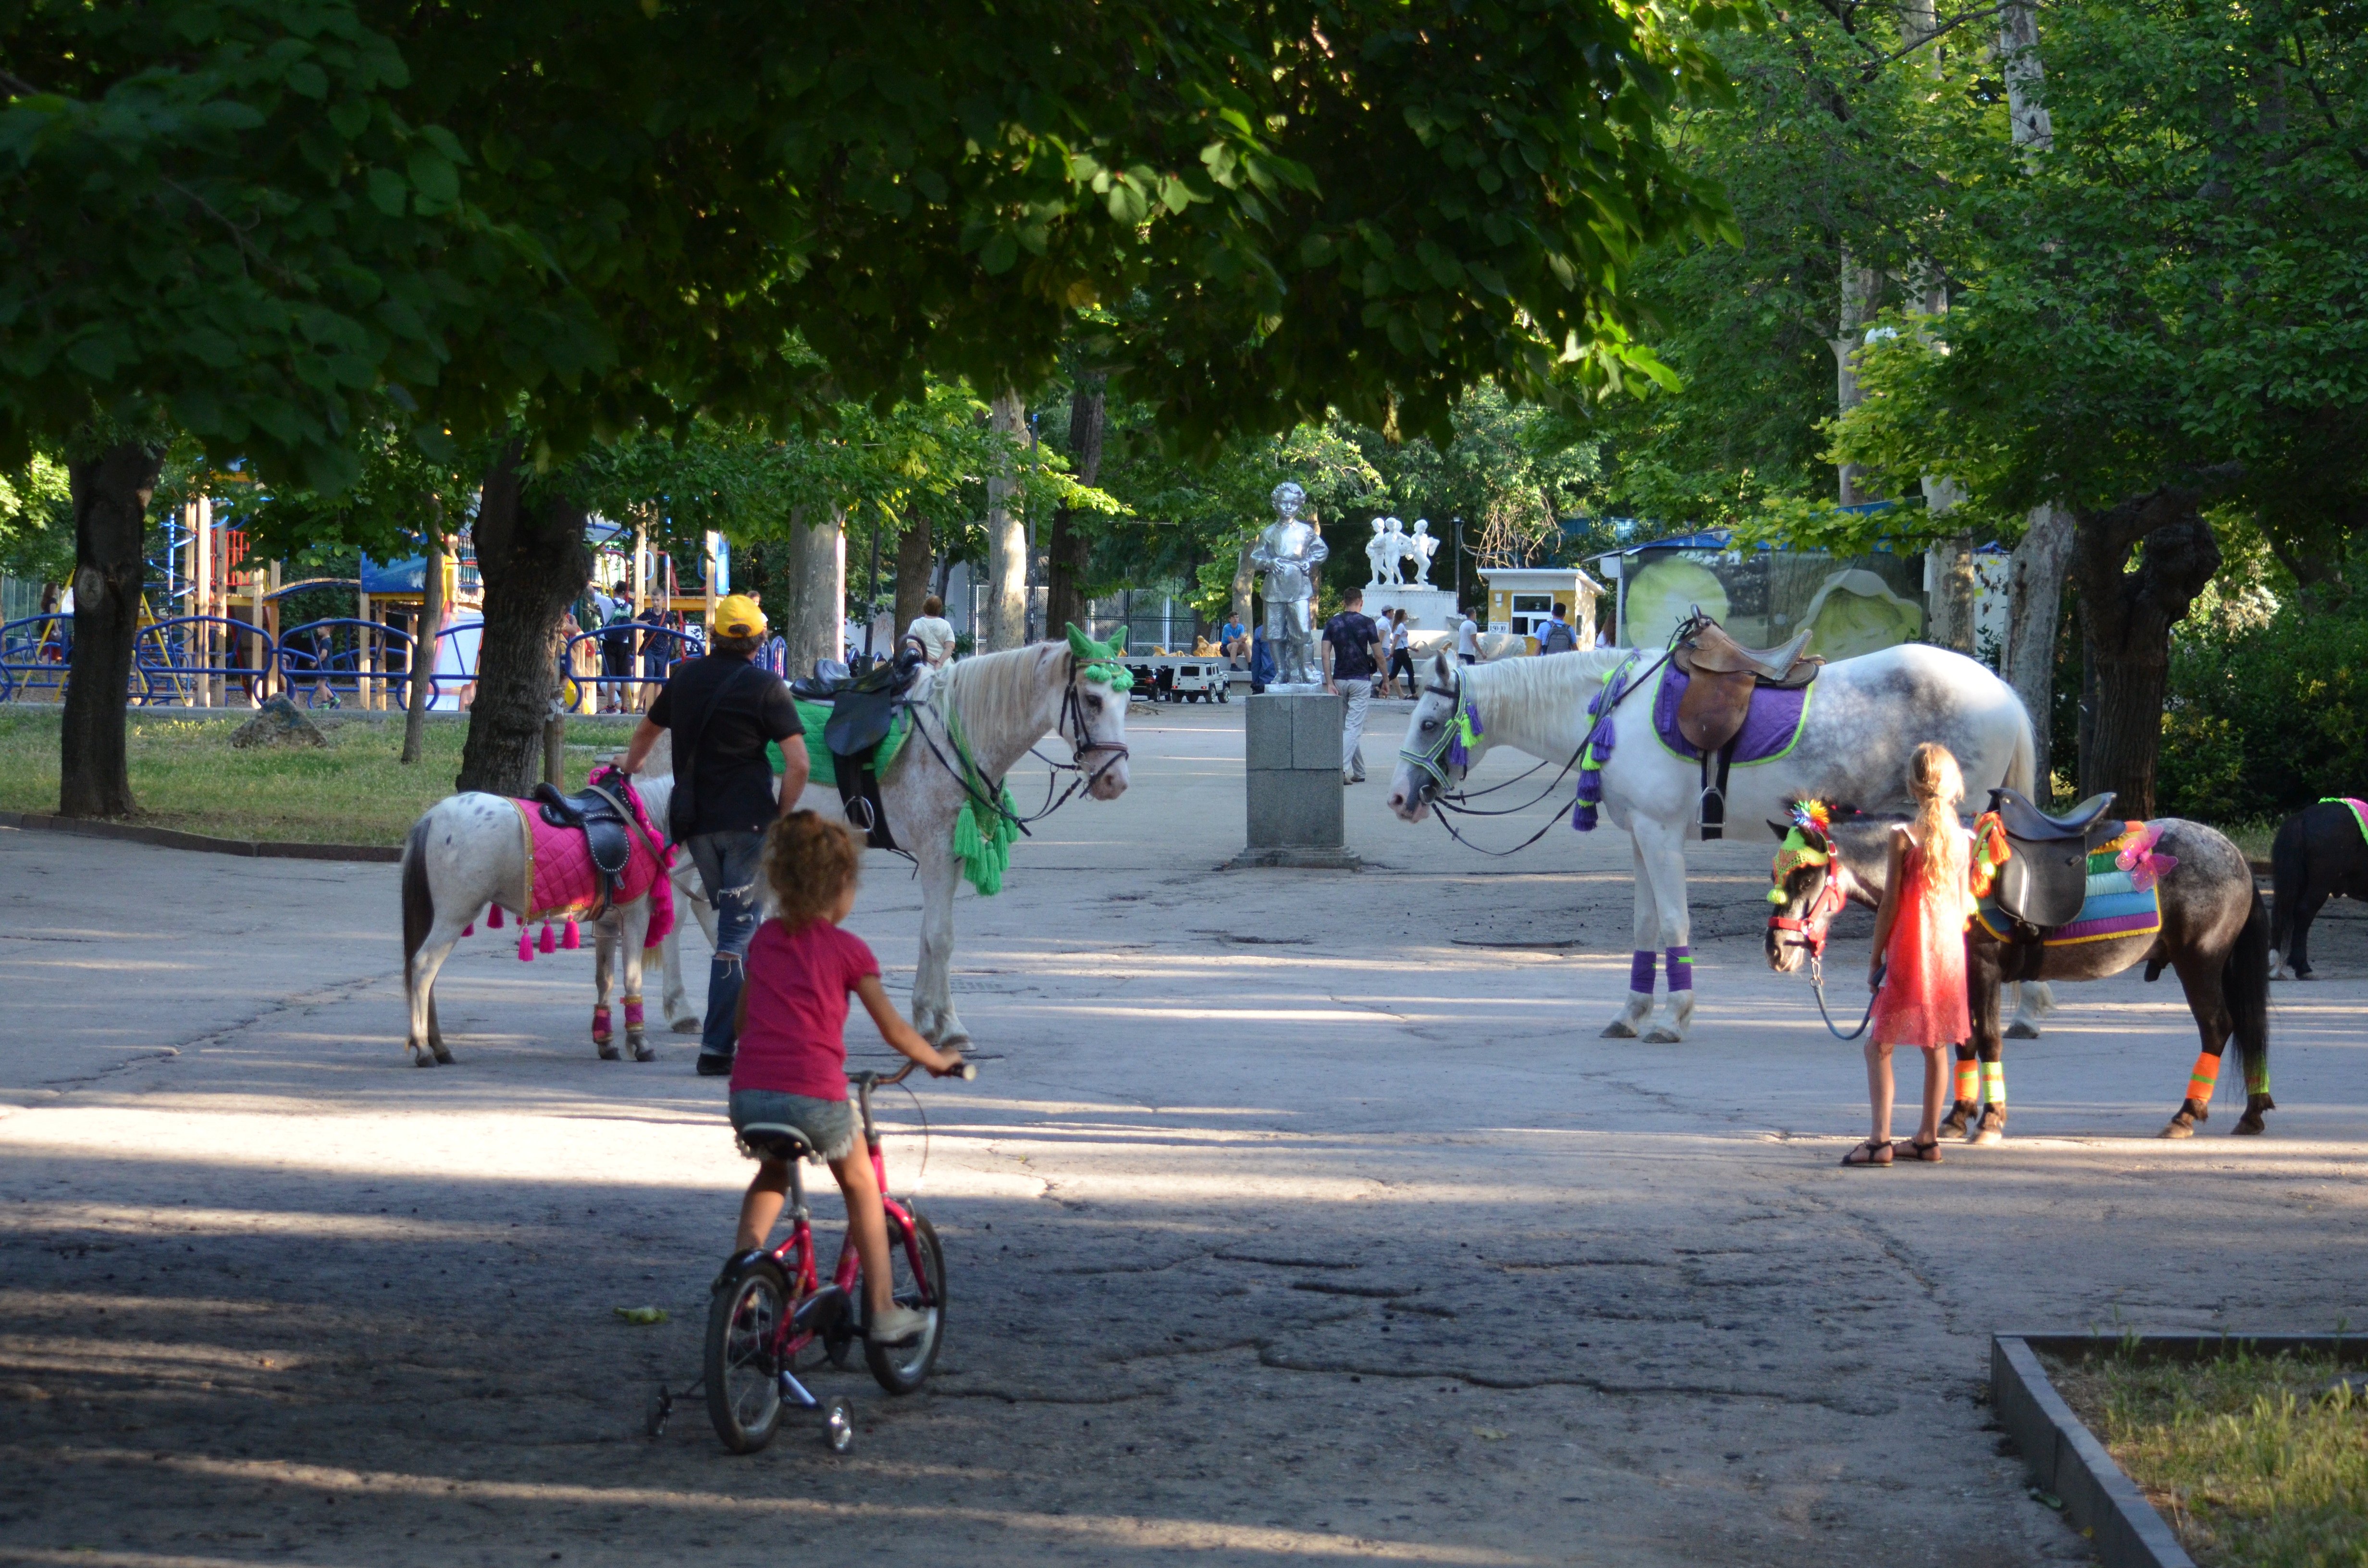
[4,698,2365,1566]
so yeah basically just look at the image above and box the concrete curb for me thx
[1993,1332,2368,1568]
[0,809,402,863]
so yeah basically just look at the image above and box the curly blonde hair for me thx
[764,810,861,929]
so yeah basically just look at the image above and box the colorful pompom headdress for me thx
[1768,798,1834,903]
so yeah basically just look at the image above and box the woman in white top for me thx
[904,594,958,667]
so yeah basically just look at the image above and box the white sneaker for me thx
[867,1304,935,1346]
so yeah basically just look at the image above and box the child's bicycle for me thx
[665,1059,974,1455]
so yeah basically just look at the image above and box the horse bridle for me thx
[1395,675,1468,808]
[1768,835,1886,1039]
[1055,654,1131,791]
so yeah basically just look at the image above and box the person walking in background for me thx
[601,601,635,712]
[619,595,809,1077]
[904,594,957,668]
[1384,609,1416,696]
[1321,586,1383,784]
[1455,608,1481,665]
[1534,601,1578,655]
[637,598,672,710]
[1844,743,1975,1167]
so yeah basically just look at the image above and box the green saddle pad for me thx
[768,701,910,788]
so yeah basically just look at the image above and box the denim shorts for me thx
[729,1089,856,1164]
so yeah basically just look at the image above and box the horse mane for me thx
[1460,647,1634,735]
[934,641,1064,741]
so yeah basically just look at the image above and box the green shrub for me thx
[2160,607,2368,820]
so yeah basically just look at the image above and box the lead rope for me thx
[1809,953,1887,1041]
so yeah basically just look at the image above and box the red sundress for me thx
[1867,832,1973,1049]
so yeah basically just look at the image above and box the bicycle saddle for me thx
[735,1123,817,1163]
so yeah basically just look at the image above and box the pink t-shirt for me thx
[732,918,880,1099]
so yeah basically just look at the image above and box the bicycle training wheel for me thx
[704,1257,789,1452]
[864,1210,946,1394]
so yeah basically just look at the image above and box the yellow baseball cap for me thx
[714,593,768,638]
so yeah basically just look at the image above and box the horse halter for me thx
[1768,868,1847,958]
[1396,677,1469,805]
[1059,654,1131,790]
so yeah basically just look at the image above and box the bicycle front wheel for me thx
[864,1210,946,1395]
[705,1258,789,1452]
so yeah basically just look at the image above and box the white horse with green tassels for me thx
[649,627,1135,1052]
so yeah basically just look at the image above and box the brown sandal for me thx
[1899,1138,1944,1164]
[1841,1139,1894,1167]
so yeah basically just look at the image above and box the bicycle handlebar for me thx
[852,1058,976,1089]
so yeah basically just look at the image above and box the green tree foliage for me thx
[0,457,74,587]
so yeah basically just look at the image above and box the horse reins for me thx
[1769,854,1886,1040]
[910,654,1130,840]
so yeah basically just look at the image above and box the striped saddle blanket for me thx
[1973,821,2161,946]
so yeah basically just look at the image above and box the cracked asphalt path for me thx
[4,702,2366,1566]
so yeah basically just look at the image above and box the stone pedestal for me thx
[1362,585,1459,638]
[1231,691,1360,870]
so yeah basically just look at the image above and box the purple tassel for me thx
[517,927,533,963]
[561,919,580,951]
[488,905,504,930]
[538,922,556,955]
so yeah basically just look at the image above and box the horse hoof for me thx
[671,1018,701,1034]
[1600,1019,1640,1039]
[598,1043,621,1061]
[412,1053,438,1069]
[431,1047,455,1065]
[1970,1126,2005,1146]
[2233,1117,2267,1135]
[2004,1021,2040,1040]
[1642,1026,1682,1044]
[633,1045,658,1063]
[2159,1116,2196,1139]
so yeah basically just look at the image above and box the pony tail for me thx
[1908,742,1969,916]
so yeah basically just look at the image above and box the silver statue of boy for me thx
[1249,481,1329,690]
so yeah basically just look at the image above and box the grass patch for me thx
[2046,1344,2368,1567]
[0,710,642,846]
[2216,817,2280,863]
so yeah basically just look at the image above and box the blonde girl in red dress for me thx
[1844,743,1975,1167]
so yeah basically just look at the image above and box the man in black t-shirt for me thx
[621,595,808,1074]
[1321,587,1384,784]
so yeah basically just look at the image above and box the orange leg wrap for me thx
[2186,1051,2221,1105]
[1954,1059,1980,1104]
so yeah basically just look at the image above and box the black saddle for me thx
[735,1121,817,1163]
[788,651,925,851]
[1986,786,2121,931]
[534,780,637,919]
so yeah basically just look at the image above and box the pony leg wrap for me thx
[2187,1051,2221,1105]
[2247,1062,2270,1097]
[1664,946,1692,992]
[623,997,646,1031]
[592,1005,612,1044]
[1954,1058,1979,1105]
[1628,950,1656,994]
[1981,1061,2005,1110]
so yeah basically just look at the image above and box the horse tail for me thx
[2225,886,2272,1101]
[2268,810,2307,957]
[401,815,433,989]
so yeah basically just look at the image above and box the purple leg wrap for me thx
[1665,946,1693,992]
[1628,949,1656,993]
[623,999,645,1029]
[592,1005,612,1044]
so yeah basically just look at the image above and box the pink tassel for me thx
[517,927,533,963]
[538,922,556,955]
[461,923,474,938]
[487,905,504,930]
[561,919,580,950]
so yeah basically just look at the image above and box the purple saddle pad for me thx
[1652,664,1813,764]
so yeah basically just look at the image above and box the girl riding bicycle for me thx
[726,810,964,1344]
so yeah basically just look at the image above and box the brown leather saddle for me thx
[1669,612,1823,840]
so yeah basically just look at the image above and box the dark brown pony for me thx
[1766,807,2273,1139]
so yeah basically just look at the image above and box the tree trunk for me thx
[984,388,1029,650]
[1829,250,1881,504]
[1230,545,1256,637]
[59,440,167,817]
[1998,0,2055,157]
[779,504,844,677]
[456,447,591,797]
[1922,530,1979,655]
[1045,375,1107,637]
[2069,483,2228,817]
[892,506,933,648]
[400,505,446,765]
[1998,503,2073,795]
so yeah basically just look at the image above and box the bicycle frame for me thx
[759,1074,936,1391]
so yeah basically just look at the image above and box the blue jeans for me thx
[688,828,768,1062]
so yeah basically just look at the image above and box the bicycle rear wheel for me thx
[864,1209,945,1395]
[705,1257,790,1452]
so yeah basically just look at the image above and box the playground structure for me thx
[0,502,734,712]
